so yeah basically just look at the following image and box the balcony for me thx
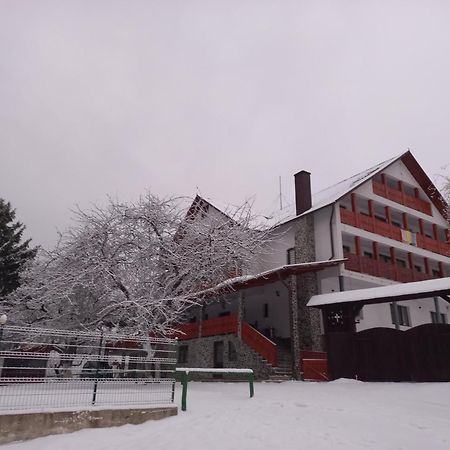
[344,252,434,283]
[175,315,277,366]
[372,180,432,215]
[340,208,450,257]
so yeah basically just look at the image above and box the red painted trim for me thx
[340,209,450,257]
[424,257,430,275]
[351,193,358,213]
[419,218,425,235]
[175,315,278,367]
[344,253,435,283]
[432,224,438,240]
[402,213,409,230]
[355,236,361,257]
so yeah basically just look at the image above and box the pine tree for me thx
[0,199,38,298]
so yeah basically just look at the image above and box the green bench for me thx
[175,368,254,411]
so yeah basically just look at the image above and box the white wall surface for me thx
[252,223,295,273]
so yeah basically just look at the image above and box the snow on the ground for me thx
[2,380,450,450]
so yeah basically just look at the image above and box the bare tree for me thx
[4,194,272,334]
[441,173,450,227]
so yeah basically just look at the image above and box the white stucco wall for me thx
[338,275,450,331]
[251,223,295,273]
[243,282,291,339]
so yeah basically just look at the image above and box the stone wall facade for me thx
[294,215,323,352]
[177,334,272,380]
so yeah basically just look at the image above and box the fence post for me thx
[181,371,188,411]
[248,372,254,398]
[92,329,104,405]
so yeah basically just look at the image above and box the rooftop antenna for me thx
[279,176,283,210]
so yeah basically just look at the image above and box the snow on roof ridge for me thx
[265,151,408,227]
[192,151,409,229]
[312,152,402,198]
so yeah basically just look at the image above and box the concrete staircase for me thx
[268,340,294,382]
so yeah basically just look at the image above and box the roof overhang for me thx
[193,259,344,300]
[308,277,450,309]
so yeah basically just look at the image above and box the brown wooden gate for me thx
[300,351,329,381]
[327,324,450,381]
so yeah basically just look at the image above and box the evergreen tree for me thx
[0,199,38,298]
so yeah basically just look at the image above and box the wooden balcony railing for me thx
[372,180,432,215]
[202,315,238,337]
[344,252,434,283]
[176,322,201,340]
[340,208,450,257]
[176,315,277,367]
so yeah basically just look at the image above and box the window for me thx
[343,245,351,254]
[287,248,296,265]
[431,311,448,324]
[414,265,422,273]
[178,345,188,364]
[379,254,391,263]
[432,269,441,278]
[363,251,373,259]
[390,303,411,327]
[396,259,406,268]
[218,311,230,317]
[228,341,237,361]
[263,303,269,318]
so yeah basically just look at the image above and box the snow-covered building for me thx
[176,150,450,380]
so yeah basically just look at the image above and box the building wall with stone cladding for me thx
[294,214,324,352]
[176,334,272,380]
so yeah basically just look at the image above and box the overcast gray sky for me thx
[1,0,449,248]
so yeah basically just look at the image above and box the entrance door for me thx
[213,341,224,368]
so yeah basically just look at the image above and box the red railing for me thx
[176,322,200,340]
[202,315,238,337]
[242,322,277,367]
[372,180,432,215]
[344,252,434,283]
[341,209,401,241]
[176,315,278,367]
[340,208,449,257]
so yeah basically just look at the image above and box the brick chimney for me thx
[294,170,312,215]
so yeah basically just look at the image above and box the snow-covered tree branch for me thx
[440,173,450,227]
[4,194,273,334]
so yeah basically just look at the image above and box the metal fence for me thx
[0,325,177,412]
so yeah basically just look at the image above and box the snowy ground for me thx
[2,380,450,450]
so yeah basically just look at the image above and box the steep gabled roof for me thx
[185,195,234,222]
[264,150,448,228]
[187,150,448,229]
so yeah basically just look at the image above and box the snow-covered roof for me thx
[189,150,447,229]
[192,259,345,299]
[308,277,450,308]
[260,152,405,228]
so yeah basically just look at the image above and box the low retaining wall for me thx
[0,406,178,445]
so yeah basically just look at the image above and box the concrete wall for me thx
[0,406,177,445]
